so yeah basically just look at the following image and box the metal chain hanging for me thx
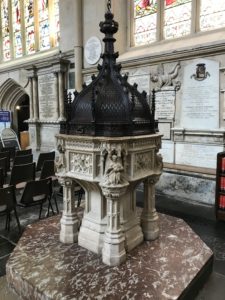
[107,0,111,11]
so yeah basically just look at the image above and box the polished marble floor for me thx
[0,192,225,299]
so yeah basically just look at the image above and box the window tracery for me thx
[0,0,60,61]
[133,0,225,46]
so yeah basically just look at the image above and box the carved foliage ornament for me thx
[71,153,93,175]
[134,151,153,173]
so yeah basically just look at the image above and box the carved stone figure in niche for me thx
[103,152,124,185]
[155,153,163,171]
[55,144,66,174]
[150,62,181,90]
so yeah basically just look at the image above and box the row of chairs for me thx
[0,177,53,232]
[0,149,85,232]
[0,148,55,181]
[0,149,57,232]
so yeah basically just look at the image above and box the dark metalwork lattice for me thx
[60,5,157,137]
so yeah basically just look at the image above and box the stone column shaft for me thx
[32,76,39,121]
[58,72,65,121]
[54,72,59,119]
[60,178,79,243]
[74,46,83,92]
[29,77,34,121]
[141,177,159,240]
[101,186,127,267]
[74,0,83,91]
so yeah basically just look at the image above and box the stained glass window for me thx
[12,0,23,58]
[38,0,50,50]
[164,0,192,39]
[134,0,158,45]
[54,0,60,46]
[24,0,35,54]
[133,0,225,47]
[200,0,225,32]
[0,0,60,61]
[1,0,11,60]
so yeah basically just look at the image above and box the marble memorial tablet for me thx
[176,143,223,169]
[155,88,176,120]
[158,122,171,140]
[181,59,219,130]
[128,75,150,95]
[38,74,58,121]
[84,36,102,65]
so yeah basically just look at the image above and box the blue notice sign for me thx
[0,111,10,123]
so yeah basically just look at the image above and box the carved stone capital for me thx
[100,182,129,200]
[146,175,161,185]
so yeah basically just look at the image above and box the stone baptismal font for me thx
[6,2,213,298]
[55,1,162,266]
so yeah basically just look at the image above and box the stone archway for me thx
[0,78,30,135]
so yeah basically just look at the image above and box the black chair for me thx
[39,160,56,180]
[0,151,10,171]
[15,149,32,156]
[17,178,54,219]
[0,168,4,188]
[9,162,36,190]
[13,154,33,166]
[0,185,21,232]
[36,151,55,172]
[1,146,16,161]
[39,160,59,213]
[0,157,7,178]
[39,160,84,208]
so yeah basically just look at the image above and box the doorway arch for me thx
[0,78,30,137]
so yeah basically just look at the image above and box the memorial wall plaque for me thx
[38,74,58,121]
[176,143,223,169]
[155,87,176,120]
[158,122,172,140]
[84,36,102,65]
[128,74,150,95]
[181,59,219,129]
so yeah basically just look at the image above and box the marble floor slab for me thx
[6,209,213,300]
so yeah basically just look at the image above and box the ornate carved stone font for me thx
[56,2,162,267]
[56,133,162,266]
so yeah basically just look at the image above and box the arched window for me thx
[0,0,60,61]
[133,0,225,46]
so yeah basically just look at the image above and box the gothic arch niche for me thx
[0,78,30,138]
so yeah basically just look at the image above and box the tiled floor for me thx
[0,191,225,299]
